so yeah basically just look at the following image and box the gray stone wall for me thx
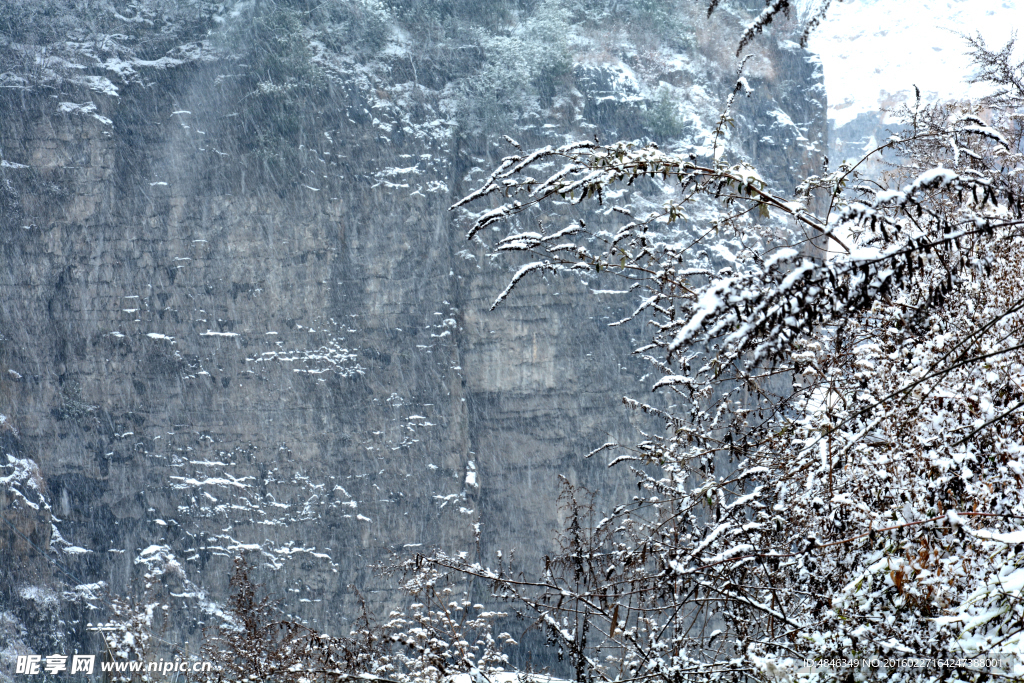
[0,4,826,665]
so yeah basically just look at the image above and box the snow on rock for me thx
[249,334,363,377]
[135,544,185,579]
[56,101,112,126]
[62,546,92,555]
[18,586,59,605]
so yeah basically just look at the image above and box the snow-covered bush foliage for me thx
[383,563,519,683]
[218,3,324,96]
[183,556,518,683]
[432,32,1024,683]
[0,0,724,145]
[91,595,166,683]
[575,0,694,50]
[643,84,689,140]
[314,0,393,55]
[89,545,200,682]
[192,556,323,683]
[455,0,572,128]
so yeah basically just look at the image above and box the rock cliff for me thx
[0,0,826,670]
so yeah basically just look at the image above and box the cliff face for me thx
[0,0,826,668]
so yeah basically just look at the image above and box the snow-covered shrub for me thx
[437,28,1024,683]
[455,0,572,129]
[643,84,688,141]
[185,555,517,683]
[575,0,695,50]
[217,3,323,96]
[385,563,518,683]
[314,0,393,55]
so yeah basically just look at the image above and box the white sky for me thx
[802,0,1020,127]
